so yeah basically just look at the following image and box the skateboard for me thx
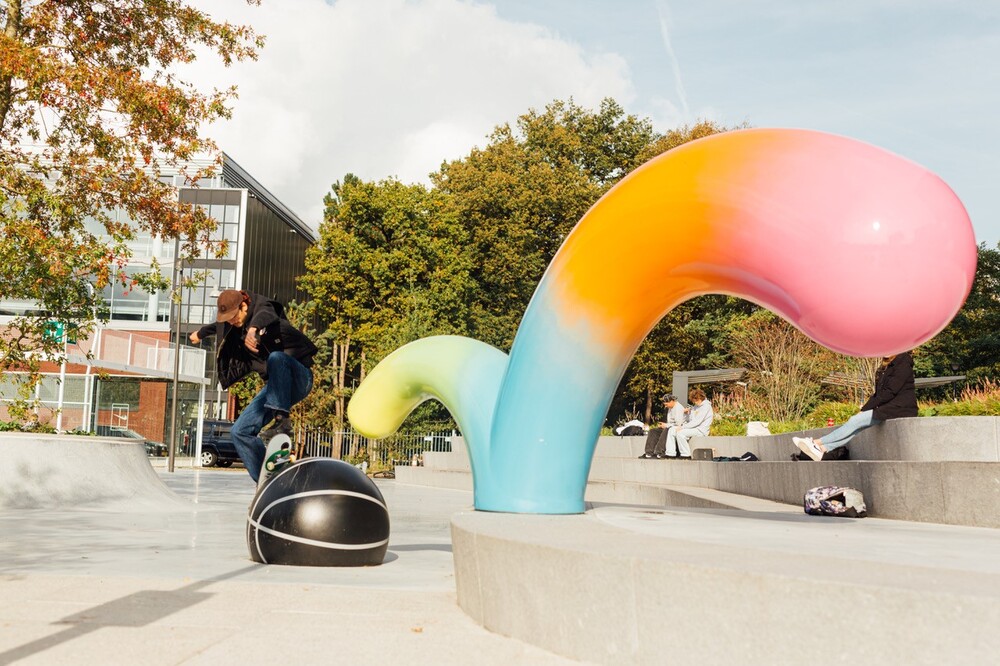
[258,433,296,489]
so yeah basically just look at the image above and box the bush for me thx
[806,402,861,428]
[710,417,746,437]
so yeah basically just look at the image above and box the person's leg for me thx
[230,389,272,482]
[653,427,671,457]
[663,428,678,457]
[675,428,697,458]
[259,353,313,440]
[262,352,313,412]
[818,410,880,451]
[641,428,663,457]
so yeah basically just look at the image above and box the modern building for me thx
[0,152,316,453]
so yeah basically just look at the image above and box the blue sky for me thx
[491,0,1000,245]
[195,1,998,245]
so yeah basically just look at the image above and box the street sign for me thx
[43,320,65,342]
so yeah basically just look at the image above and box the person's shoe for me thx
[678,455,691,460]
[654,453,666,459]
[261,414,293,443]
[638,453,654,459]
[793,436,824,461]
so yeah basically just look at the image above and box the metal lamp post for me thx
[167,238,184,473]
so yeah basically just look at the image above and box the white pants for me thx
[665,427,706,457]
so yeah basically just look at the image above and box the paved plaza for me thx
[0,468,578,665]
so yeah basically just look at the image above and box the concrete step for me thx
[397,458,1000,528]
[451,504,1000,664]
[427,417,1000,468]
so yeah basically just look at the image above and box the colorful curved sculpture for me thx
[348,128,977,514]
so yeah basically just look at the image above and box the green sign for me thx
[43,321,65,342]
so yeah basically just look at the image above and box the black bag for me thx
[713,451,760,462]
[792,446,850,462]
[619,425,645,436]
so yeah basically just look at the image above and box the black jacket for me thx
[861,352,918,421]
[196,292,318,389]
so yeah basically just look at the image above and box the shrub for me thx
[806,402,861,428]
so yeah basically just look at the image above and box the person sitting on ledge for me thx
[664,388,714,459]
[793,351,917,461]
[638,394,687,459]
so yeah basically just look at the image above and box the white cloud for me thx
[184,0,636,231]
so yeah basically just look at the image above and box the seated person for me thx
[664,388,714,459]
[793,352,916,461]
[638,394,686,459]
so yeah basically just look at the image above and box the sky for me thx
[185,0,1000,245]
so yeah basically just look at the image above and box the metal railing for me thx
[295,426,456,468]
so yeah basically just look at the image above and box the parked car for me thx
[188,419,241,468]
[95,425,169,457]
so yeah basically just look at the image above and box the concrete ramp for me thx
[0,433,189,510]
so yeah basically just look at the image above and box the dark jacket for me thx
[861,352,918,421]
[196,292,318,389]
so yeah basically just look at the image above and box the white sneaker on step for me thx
[793,436,824,461]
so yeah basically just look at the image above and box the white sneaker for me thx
[793,436,824,461]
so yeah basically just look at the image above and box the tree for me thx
[0,1,262,400]
[727,309,836,422]
[432,98,660,351]
[918,242,1000,383]
[298,175,475,436]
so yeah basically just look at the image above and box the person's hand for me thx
[189,331,200,344]
[657,422,666,428]
[245,326,259,353]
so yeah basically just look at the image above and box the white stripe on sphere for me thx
[259,489,388,517]
[248,519,389,552]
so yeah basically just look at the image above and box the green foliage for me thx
[229,374,263,410]
[918,242,1000,382]
[806,402,861,428]
[709,417,746,437]
[0,419,56,434]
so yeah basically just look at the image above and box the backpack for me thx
[619,425,645,436]
[803,486,867,518]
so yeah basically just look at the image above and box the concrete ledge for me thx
[603,417,1000,462]
[398,458,1000,528]
[452,507,1000,664]
[0,433,188,509]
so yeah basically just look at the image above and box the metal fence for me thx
[295,426,456,469]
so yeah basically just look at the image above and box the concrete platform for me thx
[452,503,1000,665]
[0,469,576,665]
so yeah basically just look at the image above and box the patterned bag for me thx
[803,485,867,518]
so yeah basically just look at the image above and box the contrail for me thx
[656,0,690,119]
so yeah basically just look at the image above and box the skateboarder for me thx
[190,289,318,483]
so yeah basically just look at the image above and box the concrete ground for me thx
[0,468,580,666]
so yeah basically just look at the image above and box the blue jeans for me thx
[231,352,313,482]
[822,409,882,451]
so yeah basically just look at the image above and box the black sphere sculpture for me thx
[247,457,390,566]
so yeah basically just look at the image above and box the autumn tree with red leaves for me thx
[0,1,262,403]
